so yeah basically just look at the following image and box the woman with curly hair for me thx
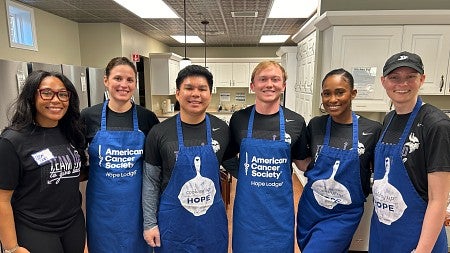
[0,70,87,253]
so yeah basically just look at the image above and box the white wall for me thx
[120,24,169,60]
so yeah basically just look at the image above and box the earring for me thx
[319,103,326,114]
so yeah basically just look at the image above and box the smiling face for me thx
[104,64,136,104]
[176,75,211,122]
[251,64,286,108]
[381,66,425,112]
[34,76,69,127]
[321,74,356,124]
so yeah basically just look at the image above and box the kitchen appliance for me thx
[61,64,89,109]
[0,59,28,131]
[86,67,106,106]
[28,61,62,73]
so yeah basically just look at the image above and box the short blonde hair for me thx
[250,60,287,83]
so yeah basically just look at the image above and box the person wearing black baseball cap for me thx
[369,51,450,253]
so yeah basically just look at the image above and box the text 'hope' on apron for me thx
[86,101,149,253]
[370,97,448,253]
[156,115,228,253]
[297,112,365,253]
[232,106,294,253]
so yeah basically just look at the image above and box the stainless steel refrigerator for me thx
[61,64,89,110]
[0,59,28,131]
[87,67,105,106]
[28,61,62,73]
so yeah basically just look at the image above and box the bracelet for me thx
[3,244,19,253]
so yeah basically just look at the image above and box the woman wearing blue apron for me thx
[370,51,449,252]
[86,101,148,252]
[233,106,294,253]
[155,115,228,252]
[297,69,381,252]
[297,113,365,252]
[81,57,158,253]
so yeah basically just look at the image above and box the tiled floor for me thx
[226,174,304,253]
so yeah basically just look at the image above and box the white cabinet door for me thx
[232,63,250,87]
[214,63,233,87]
[326,26,403,112]
[402,25,450,95]
[150,54,180,95]
[214,62,250,88]
[168,59,179,94]
[248,62,258,94]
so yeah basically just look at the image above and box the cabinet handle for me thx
[440,75,444,92]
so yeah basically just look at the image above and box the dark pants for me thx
[15,210,86,253]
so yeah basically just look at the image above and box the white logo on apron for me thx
[244,152,249,176]
[373,157,407,225]
[98,145,103,167]
[178,156,216,216]
[311,160,352,209]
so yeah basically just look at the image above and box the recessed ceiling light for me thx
[171,35,204,44]
[268,0,318,18]
[260,35,290,43]
[113,0,179,18]
[231,11,258,18]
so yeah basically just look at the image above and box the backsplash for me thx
[151,87,255,113]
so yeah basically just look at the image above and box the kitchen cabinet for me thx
[277,46,297,111]
[149,53,181,95]
[248,62,259,94]
[295,32,318,123]
[402,25,450,95]
[321,26,403,112]
[214,62,250,88]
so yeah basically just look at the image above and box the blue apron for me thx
[297,112,365,253]
[156,114,228,253]
[370,97,447,253]
[86,101,149,253]
[232,106,294,253]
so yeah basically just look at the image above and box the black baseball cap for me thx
[383,51,424,76]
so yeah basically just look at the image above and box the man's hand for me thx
[143,226,161,247]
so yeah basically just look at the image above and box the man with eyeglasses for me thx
[369,51,450,253]
[225,60,309,253]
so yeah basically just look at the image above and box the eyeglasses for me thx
[38,88,71,102]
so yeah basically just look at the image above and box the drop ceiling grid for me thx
[13,0,305,46]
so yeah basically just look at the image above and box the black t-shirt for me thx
[381,103,450,201]
[81,103,159,143]
[0,125,82,232]
[144,113,230,192]
[307,114,382,197]
[227,105,309,162]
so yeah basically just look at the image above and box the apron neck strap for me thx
[379,96,423,144]
[324,112,359,149]
[247,106,285,140]
[176,114,212,148]
[100,100,139,131]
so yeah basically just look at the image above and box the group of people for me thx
[0,51,448,253]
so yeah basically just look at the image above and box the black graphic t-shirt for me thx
[144,113,230,192]
[0,125,82,232]
[381,104,450,201]
[227,105,309,161]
